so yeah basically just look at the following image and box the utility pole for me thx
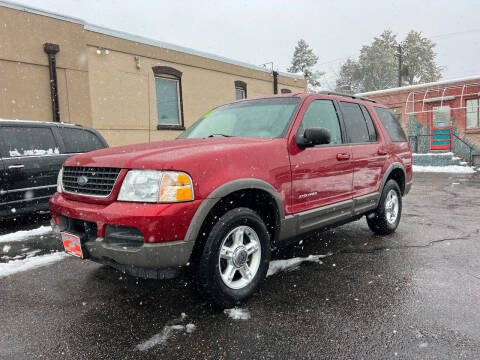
[396,44,403,87]
[395,44,409,87]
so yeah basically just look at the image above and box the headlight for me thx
[57,168,63,193]
[117,170,194,203]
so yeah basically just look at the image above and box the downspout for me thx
[43,43,60,122]
[273,71,278,94]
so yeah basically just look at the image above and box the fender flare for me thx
[183,178,285,243]
[378,162,406,198]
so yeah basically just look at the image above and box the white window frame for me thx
[235,87,246,100]
[155,74,182,126]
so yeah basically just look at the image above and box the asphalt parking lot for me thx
[1,172,479,360]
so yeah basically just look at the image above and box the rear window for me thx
[60,128,105,153]
[0,126,58,157]
[375,107,407,142]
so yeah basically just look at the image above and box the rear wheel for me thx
[195,207,270,309]
[367,179,402,235]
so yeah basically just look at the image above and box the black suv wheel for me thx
[195,207,271,309]
[367,179,402,235]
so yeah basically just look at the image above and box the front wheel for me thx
[195,207,270,309]
[367,179,402,235]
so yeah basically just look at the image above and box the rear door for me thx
[0,125,61,213]
[339,101,386,198]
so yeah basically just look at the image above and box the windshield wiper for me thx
[207,133,234,137]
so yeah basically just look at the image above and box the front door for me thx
[289,98,353,216]
[430,105,452,150]
[0,157,7,217]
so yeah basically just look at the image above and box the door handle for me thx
[336,153,350,161]
[377,148,387,156]
[8,164,25,169]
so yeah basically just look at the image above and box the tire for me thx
[195,207,270,309]
[367,179,402,235]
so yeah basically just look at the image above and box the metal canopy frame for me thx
[405,82,480,115]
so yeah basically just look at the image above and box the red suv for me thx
[50,92,412,308]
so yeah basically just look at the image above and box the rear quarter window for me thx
[339,101,370,143]
[374,107,407,142]
[60,128,105,153]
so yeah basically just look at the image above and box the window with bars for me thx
[466,98,480,129]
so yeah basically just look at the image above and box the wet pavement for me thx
[1,172,479,359]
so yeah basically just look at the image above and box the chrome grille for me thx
[62,166,121,197]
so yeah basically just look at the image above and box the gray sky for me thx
[14,0,480,87]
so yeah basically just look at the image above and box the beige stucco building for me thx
[0,2,306,146]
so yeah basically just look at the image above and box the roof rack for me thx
[317,91,377,103]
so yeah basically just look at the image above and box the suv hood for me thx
[64,137,274,170]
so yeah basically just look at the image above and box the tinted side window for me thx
[375,107,407,142]
[360,105,378,142]
[60,128,105,153]
[0,126,58,157]
[339,101,371,143]
[300,100,343,145]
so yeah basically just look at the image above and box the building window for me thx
[152,66,184,130]
[391,107,402,123]
[466,98,480,129]
[281,89,292,94]
[234,80,247,100]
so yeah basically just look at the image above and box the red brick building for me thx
[357,76,480,162]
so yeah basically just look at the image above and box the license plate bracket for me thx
[61,232,86,259]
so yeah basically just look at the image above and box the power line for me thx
[430,28,480,39]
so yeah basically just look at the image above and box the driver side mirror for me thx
[296,127,331,148]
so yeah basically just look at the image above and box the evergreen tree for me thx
[287,39,324,91]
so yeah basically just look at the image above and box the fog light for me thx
[105,225,144,248]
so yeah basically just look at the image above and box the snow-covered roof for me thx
[356,75,480,96]
[0,118,78,126]
[0,1,304,81]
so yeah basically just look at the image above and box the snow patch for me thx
[9,148,59,157]
[0,226,52,243]
[412,152,454,156]
[2,245,11,253]
[267,254,331,277]
[224,307,251,320]
[136,314,195,351]
[413,165,476,174]
[0,252,67,278]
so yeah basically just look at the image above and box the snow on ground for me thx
[267,254,331,277]
[136,313,196,351]
[412,165,476,174]
[412,152,454,156]
[0,226,52,243]
[2,245,11,253]
[224,308,251,320]
[0,252,66,278]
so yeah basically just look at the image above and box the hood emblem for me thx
[77,176,88,186]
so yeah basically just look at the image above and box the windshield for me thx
[178,97,301,139]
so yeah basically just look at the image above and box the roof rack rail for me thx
[317,91,377,103]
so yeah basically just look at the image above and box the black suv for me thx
[0,120,108,218]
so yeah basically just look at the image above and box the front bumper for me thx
[50,193,202,277]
